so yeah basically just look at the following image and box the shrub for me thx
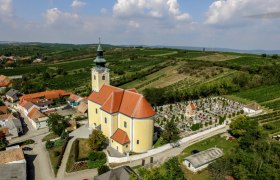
[46,140,55,149]
[98,165,110,175]
[54,151,60,157]
[22,139,35,145]
[61,131,69,140]
[88,151,106,161]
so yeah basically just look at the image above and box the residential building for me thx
[19,89,71,103]
[183,148,224,172]
[243,103,262,116]
[88,43,155,154]
[0,75,11,92]
[186,102,197,117]
[68,93,83,107]
[6,89,21,102]
[0,105,9,114]
[0,147,26,180]
[0,114,23,140]
[95,166,139,180]
[27,108,48,130]
[18,101,39,116]
[76,100,88,116]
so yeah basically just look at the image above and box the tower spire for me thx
[94,38,106,68]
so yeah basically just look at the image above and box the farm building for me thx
[0,147,26,180]
[183,147,223,172]
[243,103,262,116]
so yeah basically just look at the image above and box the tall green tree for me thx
[47,113,69,136]
[161,120,180,144]
[88,130,107,151]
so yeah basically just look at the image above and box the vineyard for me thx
[233,85,280,110]
[250,111,280,135]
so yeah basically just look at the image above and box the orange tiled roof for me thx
[0,75,11,87]
[0,148,25,164]
[0,127,9,136]
[189,102,196,110]
[111,128,130,145]
[27,108,46,121]
[20,90,71,102]
[0,113,13,120]
[89,84,156,119]
[77,101,88,114]
[88,85,122,105]
[69,94,81,102]
[0,106,8,114]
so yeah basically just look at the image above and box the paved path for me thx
[111,125,229,168]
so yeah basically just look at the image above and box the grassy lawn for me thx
[178,135,238,179]
[78,138,92,160]
[181,165,212,180]
[179,135,237,160]
[42,132,59,142]
[48,139,67,175]
[223,95,253,104]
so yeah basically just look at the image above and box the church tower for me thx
[91,41,110,92]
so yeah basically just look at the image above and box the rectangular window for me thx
[105,117,107,124]
[137,140,139,144]
[102,75,105,80]
[96,108,98,114]
[112,140,113,143]
[126,144,128,148]
[124,121,127,128]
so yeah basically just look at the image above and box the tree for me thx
[0,137,8,150]
[88,130,107,151]
[47,113,69,136]
[161,120,180,144]
[97,165,110,175]
[45,140,54,149]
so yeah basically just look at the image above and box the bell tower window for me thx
[94,75,96,80]
[102,75,105,80]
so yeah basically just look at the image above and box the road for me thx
[112,125,229,168]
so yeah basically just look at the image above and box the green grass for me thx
[234,84,280,103]
[87,159,106,169]
[78,138,92,160]
[48,139,67,175]
[179,135,237,160]
[42,132,59,142]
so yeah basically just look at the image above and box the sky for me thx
[0,0,280,50]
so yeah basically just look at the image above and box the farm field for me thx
[250,111,280,135]
[194,53,240,62]
[219,56,279,67]
[233,85,280,110]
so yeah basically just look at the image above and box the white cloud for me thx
[0,0,12,16]
[44,8,79,24]
[71,0,86,9]
[128,20,140,28]
[113,0,191,21]
[206,0,280,25]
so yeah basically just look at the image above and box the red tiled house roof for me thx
[20,90,71,103]
[88,84,156,119]
[111,128,130,145]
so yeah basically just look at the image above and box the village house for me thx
[27,108,48,129]
[243,102,262,116]
[88,43,156,154]
[0,75,11,92]
[186,102,197,117]
[0,113,23,140]
[183,148,223,173]
[76,100,88,117]
[67,93,83,107]
[0,147,26,180]
[0,105,9,114]
[5,89,21,102]
[18,101,39,116]
[95,166,139,180]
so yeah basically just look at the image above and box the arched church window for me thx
[102,75,105,80]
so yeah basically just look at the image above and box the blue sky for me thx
[0,0,280,50]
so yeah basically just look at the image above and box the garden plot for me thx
[155,97,244,134]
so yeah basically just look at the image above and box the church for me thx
[88,43,156,154]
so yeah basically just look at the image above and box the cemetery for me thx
[155,97,245,134]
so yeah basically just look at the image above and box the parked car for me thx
[191,150,200,154]
[22,147,33,151]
